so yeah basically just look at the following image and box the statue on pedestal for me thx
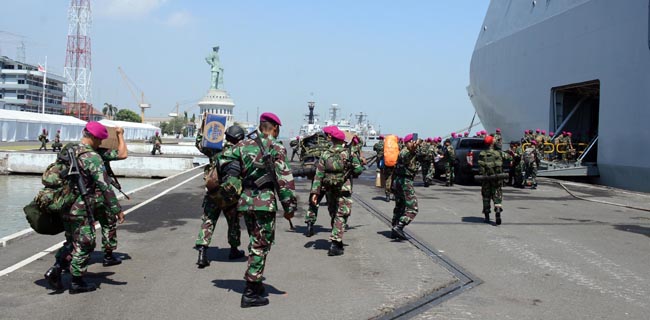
[206,46,224,89]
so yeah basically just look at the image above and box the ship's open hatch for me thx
[540,80,600,176]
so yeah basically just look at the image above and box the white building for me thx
[198,88,235,127]
[0,56,66,114]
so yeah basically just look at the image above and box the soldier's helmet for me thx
[225,125,246,144]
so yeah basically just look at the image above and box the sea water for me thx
[0,175,157,239]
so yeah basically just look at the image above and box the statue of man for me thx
[205,46,224,89]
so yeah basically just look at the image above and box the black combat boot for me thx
[327,241,344,256]
[228,247,245,260]
[306,222,314,237]
[392,222,407,240]
[483,210,491,223]
[196,245,210,268]
[103,251,122,267]
[69,276,97,294]
[495,208,502,226]
[44,265,63,291]
[241,281,269,308]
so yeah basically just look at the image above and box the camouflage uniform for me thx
[511,144,524,188]
[392,148,419,226]
[493,132,503,150]
[92,148,121,254]
[478,146,504,222]
[54,143,122,277]
[309,144,363,243]
[417,142,435,186]
[52,132,63,152]
[152,135,163,155]
[439,142,455,186]
[226,130,297,283]
[523,145,541,188]
[38,132,48,151]
[194,138,242,249]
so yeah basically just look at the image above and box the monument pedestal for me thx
[198,88,235,128]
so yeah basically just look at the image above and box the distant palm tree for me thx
[102,103,118,120]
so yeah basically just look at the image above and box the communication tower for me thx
[63,0,93,120]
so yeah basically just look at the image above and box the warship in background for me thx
[295,102,381,147]
[468,0,650,192]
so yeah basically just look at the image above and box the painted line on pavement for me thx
[0,166,205,247]
[0,171,203,277]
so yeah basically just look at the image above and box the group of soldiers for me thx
[37,128,63,152]
[38,114,541,307]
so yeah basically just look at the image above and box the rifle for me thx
[104,160,131,200]
[67,148,94,219]
[250,132,295,230]
[365,155,378,167]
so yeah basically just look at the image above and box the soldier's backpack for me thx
[321,150,348,188]
[383,135,399,167]
[523,147,536,164]
[23,143,86,235]
[479,150,503,176]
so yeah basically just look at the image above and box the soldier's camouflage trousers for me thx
[56,201,96,277]
[243,210,275,283]
[304,192,327,224]
[383,166,395,196]
[445,161,454,184]
[421,161,434,184]
[513,163,524,187]
[392,176,418,225]
[94,205,117,253]
[195,195,241,248]
[524,162,538,186]
[326,190,352,242]
[481,181,503,213]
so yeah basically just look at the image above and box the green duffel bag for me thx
[23,200,64,235]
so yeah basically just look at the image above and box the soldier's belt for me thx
[474,173,509,181]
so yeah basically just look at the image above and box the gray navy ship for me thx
[468,0,650,192]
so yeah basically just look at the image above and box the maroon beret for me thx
[403,133,414,143]
[85,121,108,140]
[260,112,282,126]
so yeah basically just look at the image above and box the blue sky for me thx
[1,0,489,137]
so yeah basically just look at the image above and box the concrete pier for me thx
[0,151,199,178]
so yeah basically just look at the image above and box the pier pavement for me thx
[0,165,649,319]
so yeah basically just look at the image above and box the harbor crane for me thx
[117,66,150,123]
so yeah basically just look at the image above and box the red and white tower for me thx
[63,0,92,120]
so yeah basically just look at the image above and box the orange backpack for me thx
[383,135,399,167]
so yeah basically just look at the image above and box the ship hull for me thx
[469,0,650,191]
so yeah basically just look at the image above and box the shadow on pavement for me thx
[212,279,286,296]
[462,216,487,224]
[119,191,203,234]
[376,230,393,239]
[613,224,650,238]
[204,247,247,263]
[303,239,331,251]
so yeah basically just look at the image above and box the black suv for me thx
[434,137,507,184]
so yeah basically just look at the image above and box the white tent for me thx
[0,109,86,142]
[99,119,160,141]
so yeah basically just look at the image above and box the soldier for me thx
[151,131,163,155]
[463,131,469,137]
[309,127,363,256]
[223,112,297,308]
[417,138,434,187]
[494,128,503,150]
[51,130,63,152]
[509,141,524,188]
[38,129,48,151]
[289,136,300,162]
[94,127,128,267]
[304,126,336,237]
[194,126,247,268]
[439,138,456,186]
[44,122,125,294]
[391,134,420,240]
[523,140,541,189]
[478,135,504,225]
